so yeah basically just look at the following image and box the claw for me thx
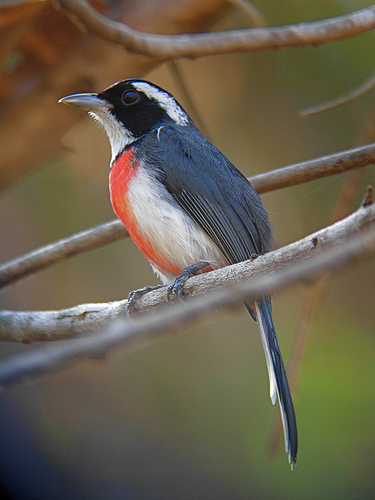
[127,284,163,314]
[167,261,210,300]
[167,273,187,299]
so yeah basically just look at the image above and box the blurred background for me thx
[1,0,374,498]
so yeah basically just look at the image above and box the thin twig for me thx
[226,0,266,27]
[168,61,212,139]
[300,72,375,117]
[0,226,374,387]
[1,143,374,290]
[1,200,374,342]
[57,0,375,59]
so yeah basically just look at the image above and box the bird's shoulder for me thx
[139,123,250,199]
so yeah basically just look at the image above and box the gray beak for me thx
[58,93,109,112]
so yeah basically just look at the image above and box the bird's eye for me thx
[121,90,140,106]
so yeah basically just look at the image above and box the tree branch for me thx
[1,200,374,343]
[1,143,374,289]
[57,0,375,59]
[0,220,127,289]
[0,222,374,388]
[250,142,375,194]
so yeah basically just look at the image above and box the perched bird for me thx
[59,79,297,465]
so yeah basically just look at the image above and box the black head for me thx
[98,80,190,137]
[59,79,191,162]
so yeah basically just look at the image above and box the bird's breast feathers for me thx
[109,148,226,282]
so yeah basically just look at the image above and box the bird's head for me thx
[59,79,190,162]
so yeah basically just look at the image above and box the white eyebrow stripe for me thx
[132,82,189,126]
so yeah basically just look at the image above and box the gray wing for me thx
[140,124,272,263]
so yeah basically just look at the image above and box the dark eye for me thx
[121,90,140,106]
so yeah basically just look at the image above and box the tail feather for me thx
[247,298,298,466]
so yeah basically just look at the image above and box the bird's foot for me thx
[127,284,164,314]
[167,261,210,299]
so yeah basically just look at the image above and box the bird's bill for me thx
[58,93,108,112]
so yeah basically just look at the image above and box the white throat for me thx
[90,109,135,163]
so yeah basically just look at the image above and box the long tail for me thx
[246,297,298,467]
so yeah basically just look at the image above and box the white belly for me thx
[127,166,227,283]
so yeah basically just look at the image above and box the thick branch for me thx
[0,226,374,387]
[1,143,374,289]
[1,201,374,342]
[58,0,375,58]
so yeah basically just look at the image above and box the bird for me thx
[59,79,298,466]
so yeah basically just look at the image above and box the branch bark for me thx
[1,143,374,289]
[1,201,374,342]
[58,0,375,58]
[0,223,374,388]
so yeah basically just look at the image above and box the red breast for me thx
[109,147,182,278]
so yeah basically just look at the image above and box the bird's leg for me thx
[127,284,164,314]
[167,261,210,299]
[127,261,210,313]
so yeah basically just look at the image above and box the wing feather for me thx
[140,124,271,263]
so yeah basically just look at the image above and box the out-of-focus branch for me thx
[57,0,375,58]
[168,61,212,139]
[300,72,375,117]
[226,0,266,27]
[1,200,374,342]
[1,143,373,289]
[0,223,374,387]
